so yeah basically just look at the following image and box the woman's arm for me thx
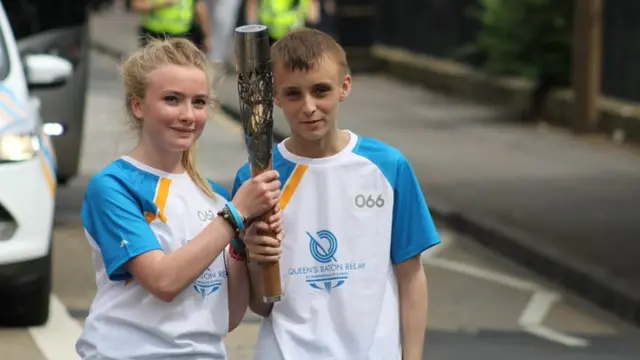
[126,216,235,302]
[86,169,280,304]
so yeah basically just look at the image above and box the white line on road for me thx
[28,295,83,360]
[421,231,589,348]
[423,257,542,293]
[519,291,590,347]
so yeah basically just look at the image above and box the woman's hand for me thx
[232,170,281,221]
[243,208,283,263]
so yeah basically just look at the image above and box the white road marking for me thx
[28,295,83,360]
[519,291,590,347]
[422,230,590,347]
[424,257,542,293]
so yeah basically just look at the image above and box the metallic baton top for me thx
[235,25,271,73]
[235,24,275,171]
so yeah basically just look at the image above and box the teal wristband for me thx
[225,202,245,233]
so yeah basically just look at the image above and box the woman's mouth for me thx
[170,127,195,136]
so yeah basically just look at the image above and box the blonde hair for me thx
[120,37,216,199]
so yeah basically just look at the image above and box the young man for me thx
[231,28,440,360]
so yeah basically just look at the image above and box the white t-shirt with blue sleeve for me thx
[76,156,232,360]
[232,131,440,360]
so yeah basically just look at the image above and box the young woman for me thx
[232,28,440,360]
[75,38,282,359]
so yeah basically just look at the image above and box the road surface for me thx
[2,51,639,360]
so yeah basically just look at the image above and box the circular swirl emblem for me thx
[308,230,338,264]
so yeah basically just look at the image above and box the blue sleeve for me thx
[208,179,231,200]
[390,157,440,265]
[231,163,251,197]
[82,174,163,281]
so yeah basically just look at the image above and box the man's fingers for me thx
[246,245,281,256]
[249,254,281,264]
[246,235,280,247]
[249,221,270,234]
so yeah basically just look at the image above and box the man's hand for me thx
[243,207,283,263]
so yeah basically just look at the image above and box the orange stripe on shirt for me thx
[279,165,309,210]
[144,177,172,223]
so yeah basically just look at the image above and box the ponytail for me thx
[182,143,217,199]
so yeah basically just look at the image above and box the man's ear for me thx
[340,74,352,102]
[131,96,144,119]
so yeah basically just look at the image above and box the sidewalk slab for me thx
[88,10,640,327]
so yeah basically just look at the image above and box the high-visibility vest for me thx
[142,0,195,35]
[258,0,311,40]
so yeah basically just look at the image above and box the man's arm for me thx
[227,252,250,331]
[389,154,441,359]
[395,256,428,360]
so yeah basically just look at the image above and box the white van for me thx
[0,3,73,326]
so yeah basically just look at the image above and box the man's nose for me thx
[302,95,316,116]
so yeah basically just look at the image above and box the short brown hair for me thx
[271,28,350,74]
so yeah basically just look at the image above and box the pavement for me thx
[87,7,640,327]
[5,48,638,360]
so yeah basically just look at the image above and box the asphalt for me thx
[87,7,640,330]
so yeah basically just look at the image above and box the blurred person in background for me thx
[245,0,320,44]
[305,0,335,38]
[207,0,241,70]
[130,0,213,52]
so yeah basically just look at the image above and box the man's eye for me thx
[314,86,331,93]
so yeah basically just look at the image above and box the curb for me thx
[372,44,640,145]
[90,41,640,328]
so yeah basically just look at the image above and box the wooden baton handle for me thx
[250,163,283,303]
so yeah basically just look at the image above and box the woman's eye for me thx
[193,99,208,108]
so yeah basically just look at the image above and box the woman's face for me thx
[131,64,210,153]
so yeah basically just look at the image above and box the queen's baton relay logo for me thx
[193,267,227,297]
[288,230,366,293]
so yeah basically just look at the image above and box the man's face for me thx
[273,57,351,142]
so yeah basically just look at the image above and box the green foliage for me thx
[460,0,574,85]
